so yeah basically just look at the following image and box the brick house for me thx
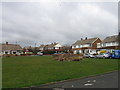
[72,37,102,54]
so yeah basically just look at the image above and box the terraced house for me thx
[72,37,102,54]
[97,33,120,53]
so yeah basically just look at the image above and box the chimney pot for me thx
[81,38,83,40]
[6,42,8,45]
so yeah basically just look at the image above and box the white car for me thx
[35,52,43,56]
[89,54,96,58]
[38,53,43,56]
[96,53,110,58]
[84,54,96,58]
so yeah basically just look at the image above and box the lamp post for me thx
[34,43,37,55]
[16,41,17,55]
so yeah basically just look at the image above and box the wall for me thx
[92,38,102,48]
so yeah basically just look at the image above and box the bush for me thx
[43,51,56,55]
[53,53,83,61]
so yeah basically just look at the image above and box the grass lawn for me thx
[2,56,119,88]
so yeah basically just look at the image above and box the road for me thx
[30,71,118,89]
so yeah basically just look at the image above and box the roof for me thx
[102,35,120,43]
[39,45,46,48]
[31,47,39,50]
[2,44,22,51]
[41,43,58,48]
[24,46,39,50]
[72,37,98,46]
[24,46,32,49]
[47,43,58,48]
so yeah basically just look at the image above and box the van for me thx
[111,50,120,59]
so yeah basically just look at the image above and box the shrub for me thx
[53,53,83,61]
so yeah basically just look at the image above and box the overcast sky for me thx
[2,2,118,47]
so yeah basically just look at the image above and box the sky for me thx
[1,1,118,47]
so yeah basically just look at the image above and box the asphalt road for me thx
[32,71,118,89]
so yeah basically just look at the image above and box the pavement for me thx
[30,71,118,89]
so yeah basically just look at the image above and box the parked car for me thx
[30,53,43,56]
[96,53,110,58]
[37,52,43,56]
[38,53,43,56]
[84,53,96,58]
[53,53,64,56]
[84,54,90,58]
[110,50,120,59]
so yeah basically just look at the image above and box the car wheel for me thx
[109,57,112,59]
[103,56,105,59]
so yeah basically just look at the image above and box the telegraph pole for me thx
[35,43,36,55]
[15,41,17,55]
[35,43,36,47]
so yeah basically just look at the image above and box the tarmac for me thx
[29,71,118,89]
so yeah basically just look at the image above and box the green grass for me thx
[2,56,119,88]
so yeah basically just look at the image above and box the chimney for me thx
[54,42,57,44]
[85,37,87,40]
[81,38,83,40]
[6,42,8,45]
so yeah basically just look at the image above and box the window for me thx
[105,43,111,46]
[72,46,74,48]
[97,43,101,48]
[114,42,118,46]
[105,42,118,47]
[5,51,8,54]
[74,50,77,54]
[101,43,104,47]
[55,47,59,49]
[80,45,82,48]
[4,50,9,54]
[76,45,79,48]
[13,52,16,54]
[12,51,17,54]
[82,44,90,47]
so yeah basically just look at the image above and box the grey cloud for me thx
[2,2,118,47]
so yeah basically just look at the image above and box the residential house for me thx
[1,42,22,55]
[39,44,46,51]
[23,46,40,55]
[61,45,72,53]
[39,42,62,54]
[47,42,62,52]
[72,37,102,54]
[23,46,33,55]
[97,33,120,53]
